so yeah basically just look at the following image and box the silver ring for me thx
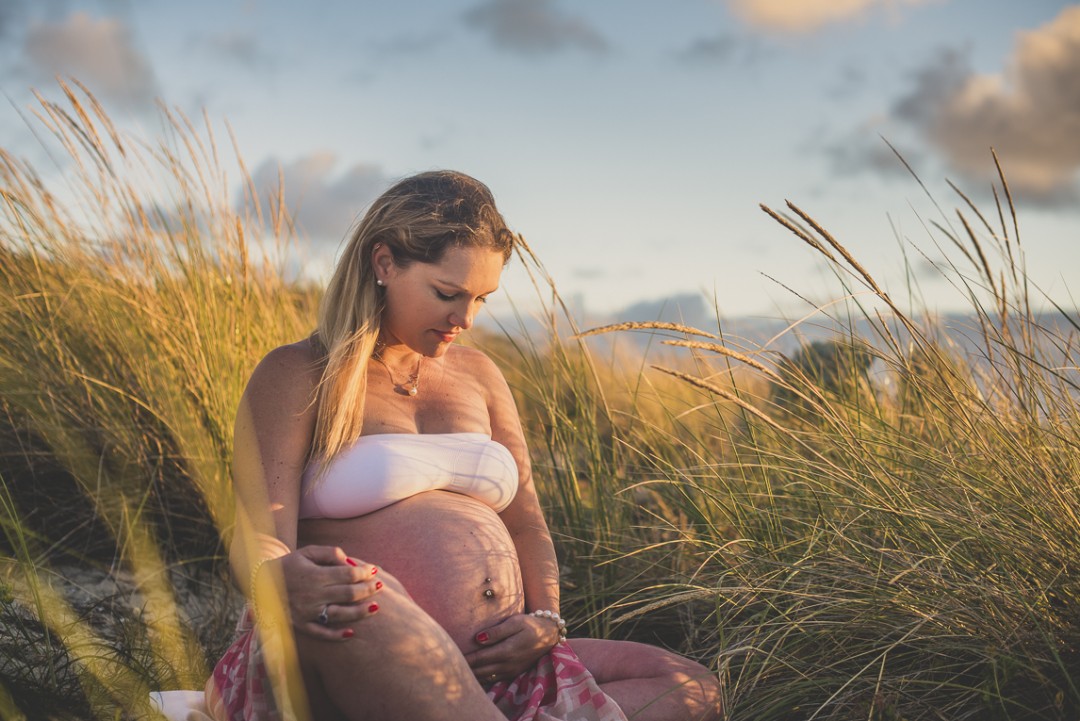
[317,605,329,625]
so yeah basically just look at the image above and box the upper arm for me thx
[232,342,322,551]
[472,351,530,487]
[468,350,544,529]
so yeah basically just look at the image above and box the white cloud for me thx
[895,7,1080,201]
[23,12,158,111]
[463,0,608,55]
[728,0,934,34]
[244,153,391,243]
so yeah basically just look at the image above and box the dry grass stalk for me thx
[956,209,999,302]
[660,339,782,382]
[784,201,890,304]
[758,203,839,264]
[649,365,786,434]
[575,321,718,340]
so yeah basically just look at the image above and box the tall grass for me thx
[1,85,1078,719]
[1,82,314,718]
[561,185,1080,718]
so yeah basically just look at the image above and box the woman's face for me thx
[375,244,504,357]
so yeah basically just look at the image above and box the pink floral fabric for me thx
[206,609,626,721]
[486,641,627,721]
[205,609,287,721]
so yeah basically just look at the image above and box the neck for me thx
[373,339,423,368]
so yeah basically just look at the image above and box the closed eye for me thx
[436,290,491,303]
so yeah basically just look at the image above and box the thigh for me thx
[294,583,504,721]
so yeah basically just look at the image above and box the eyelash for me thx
[436,290,487,304]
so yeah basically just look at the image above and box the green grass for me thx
[2,84,1079,720]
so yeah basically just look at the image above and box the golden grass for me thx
[1,84,1079,720]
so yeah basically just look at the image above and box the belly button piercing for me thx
[483,588,495,599]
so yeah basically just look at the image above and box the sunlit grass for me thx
[1,84,1079,719]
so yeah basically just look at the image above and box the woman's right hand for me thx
[276,545,383,640]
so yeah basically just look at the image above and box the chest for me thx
[362,361,490,434]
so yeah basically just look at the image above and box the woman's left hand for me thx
[465,613,562,682]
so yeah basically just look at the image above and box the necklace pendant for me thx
[407,386,418,397]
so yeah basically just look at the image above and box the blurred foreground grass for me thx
[1,85,1078,720]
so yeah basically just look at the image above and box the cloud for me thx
[676,35,738,64]
[372,31,450,57]
[463,0,609,56]
[674,33,765,66]
[825,62,868,99]
[23,12,158,111]
[244,153,392,243]
[0,2,24,37]
[893,7,1080,201]
[824,132,925,179]
[201,30,277,72]
[727,0,934,34]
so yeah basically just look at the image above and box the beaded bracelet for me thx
[249,557,275,626]
[530,609,567,643]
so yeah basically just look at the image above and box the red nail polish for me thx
[370,566,378,575]
[368,603,379,613]
[375,581,383,590]
[476,632,489,643]
[342,628,354,638]
[345,558,358,567]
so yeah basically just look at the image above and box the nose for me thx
[449,301,476,330]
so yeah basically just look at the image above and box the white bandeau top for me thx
[299,432,519,519]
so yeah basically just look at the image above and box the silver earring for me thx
[376,279,385,287]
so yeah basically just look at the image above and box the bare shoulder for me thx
[242,338,324,418]
[249,338,324,389]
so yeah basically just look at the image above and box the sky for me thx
[1,0,1078,328]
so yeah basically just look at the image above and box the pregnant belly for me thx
[297,491,523,652]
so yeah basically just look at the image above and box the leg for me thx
[568,638,723,721]
[295,573,505,721]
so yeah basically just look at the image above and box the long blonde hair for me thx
[312,170,514,464]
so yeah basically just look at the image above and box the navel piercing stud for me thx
[483,588,496,598]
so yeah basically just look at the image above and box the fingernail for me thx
[342,628,354,639]
[368,603,379,613]
[345,558,358,567]
[476,632,489,643]
[375,581,383,590]
[370,566,378,575]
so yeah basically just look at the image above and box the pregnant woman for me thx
[206,170,722,720]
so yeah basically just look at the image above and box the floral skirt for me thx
[205,609,627,721]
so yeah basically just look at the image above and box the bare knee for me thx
[569,639,722,720]
[673,658,723,721]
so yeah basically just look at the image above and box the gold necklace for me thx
[373,354,422,396]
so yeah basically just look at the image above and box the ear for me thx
[371,243,396,283]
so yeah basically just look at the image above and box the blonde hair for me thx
[312,170,514,464]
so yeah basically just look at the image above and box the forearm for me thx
[512,516,560,613]
[228,505,294,594]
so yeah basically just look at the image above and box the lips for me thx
[435,330,459,343]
